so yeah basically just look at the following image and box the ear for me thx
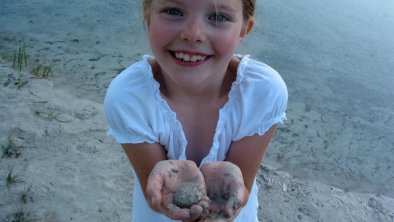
[240,17,255,40]
[144,15,151,30]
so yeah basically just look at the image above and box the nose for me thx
[180,16,207,44]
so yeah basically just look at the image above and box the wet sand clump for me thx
[174,182,202,208]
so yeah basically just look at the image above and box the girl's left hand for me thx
[199,161,247,221]
[146,160,209,221]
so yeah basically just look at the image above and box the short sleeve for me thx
[231,57,288,141]
[104,62,158,144]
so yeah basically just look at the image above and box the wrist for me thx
[242,185,250,207]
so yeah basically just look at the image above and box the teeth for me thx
[175,52,206,62]
[175,52,183,59]
[184,54,190,62]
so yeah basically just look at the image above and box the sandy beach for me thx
[1,0,394,221]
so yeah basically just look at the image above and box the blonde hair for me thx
[142,0,256,21]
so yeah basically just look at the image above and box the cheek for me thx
[148,25,168,51]
[148,19,178,50]
[211,30,242,54]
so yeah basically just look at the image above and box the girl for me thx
[104,0,288,221]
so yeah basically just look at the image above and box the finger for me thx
[189,205,203,221]
[198,200,210,218]
[146,173,165,206]
[224,192,242,218]
[209,202,222,214]
[165,204,191,220]
[223,176,245,217]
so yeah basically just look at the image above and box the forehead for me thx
[154,0,242,10]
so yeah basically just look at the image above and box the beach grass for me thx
[1,130,22,158]
[34,106,71,123]
[31,63,53,79]
[9,206,35,222]
[12,45,28,72]
[20,184,33,204]
[5,166,23,187]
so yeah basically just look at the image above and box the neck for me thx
[151,57,238,105]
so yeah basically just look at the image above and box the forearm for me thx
[121,143,167,212]
[227,126,278,193]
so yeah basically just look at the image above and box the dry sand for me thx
[1,0,394,221]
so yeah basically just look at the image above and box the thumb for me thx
[224,191,243,218]
[146,173,164,206]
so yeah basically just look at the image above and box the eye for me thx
[208,13,230,22]
[163,8,183,16]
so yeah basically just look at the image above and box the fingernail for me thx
[151,196,157,205]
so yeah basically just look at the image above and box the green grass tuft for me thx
[9,206,35,222]
[5,166,23,187]
[1,130,22,158]
[12,45,28,72]
[31,63,53,79]
[20,184,33,204]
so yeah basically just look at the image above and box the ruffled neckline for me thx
[142,54,250,166]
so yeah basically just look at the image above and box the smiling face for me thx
[146,0,254,91]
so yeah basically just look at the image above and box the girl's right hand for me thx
[199,161,247,221]
[146,160,210,221]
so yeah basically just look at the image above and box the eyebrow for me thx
[212,1,238,12]
[159,0,238,11]
[158,0,183,5]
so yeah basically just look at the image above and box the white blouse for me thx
[104,55,288,221]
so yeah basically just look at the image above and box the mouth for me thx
[170,51,211,64]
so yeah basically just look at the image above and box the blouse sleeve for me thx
[104,66,158,144]
[232,58,288,141]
